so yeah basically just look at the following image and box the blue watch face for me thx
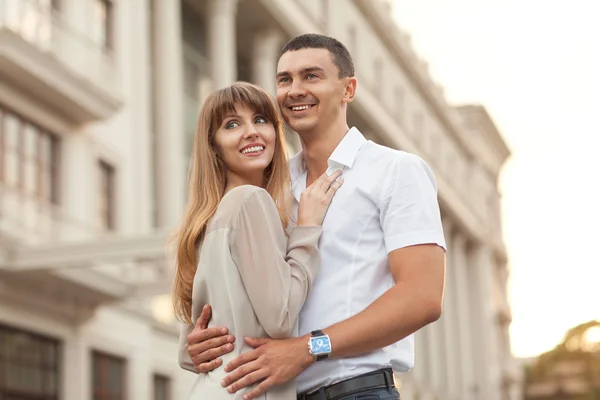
[310,336,331,354]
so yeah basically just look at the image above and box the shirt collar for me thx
[289,127,367,201]
[289,127,367,181]
[327,126,367,170]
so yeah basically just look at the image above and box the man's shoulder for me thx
[360,141,427,170]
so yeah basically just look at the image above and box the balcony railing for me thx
[0,0,119,95]
[0,182,97,246]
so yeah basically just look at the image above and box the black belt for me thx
[297,368,395,400]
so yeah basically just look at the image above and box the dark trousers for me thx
[297,368,400,400]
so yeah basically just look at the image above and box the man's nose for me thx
[288,80,307,97]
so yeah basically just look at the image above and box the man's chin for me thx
[287,120,317,135]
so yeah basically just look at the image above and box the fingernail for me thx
[228,335,235,342]
[221,379,226,386]
[221,328,227,334]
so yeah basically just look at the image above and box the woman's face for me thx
[213,103,277,188]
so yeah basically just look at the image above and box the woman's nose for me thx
[244,130,259,140]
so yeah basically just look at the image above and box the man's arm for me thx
[317,243,445,358]
[220,244,445,399]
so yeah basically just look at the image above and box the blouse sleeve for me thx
[230,187,322,338]
[177,322,197,373]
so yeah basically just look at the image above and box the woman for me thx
[173,82,343,399]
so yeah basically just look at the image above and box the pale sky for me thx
[391,0,600,357]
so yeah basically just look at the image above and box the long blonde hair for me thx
[173,81,291,324]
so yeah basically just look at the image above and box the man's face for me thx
[276,48,347,135]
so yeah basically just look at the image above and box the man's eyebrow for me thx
[276,66,326,78]
[302,66,325,74]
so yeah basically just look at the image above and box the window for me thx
[93,0,114,50]
[0,104,60,203]
[153,374,171,400]
[92,351,126,400]
[0,324,61,400]
[98,160,116,230]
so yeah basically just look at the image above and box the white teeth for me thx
[291,105,311,111]
[241,146,265,154]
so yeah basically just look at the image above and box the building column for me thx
[412,329,429,385]
[424,315,445,396]
[128,0,153,233]
[153,0,185,228]
[398,377,417,400]
[251,29,282,95]
[251,28,301,156]
[453,233,476,400]
[441,218,461,399]
[208,0,239,89]
[63,328,89,400]
[61,135,94,238]
[470,242,501,400]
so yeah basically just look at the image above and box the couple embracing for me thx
[173,33,446,400]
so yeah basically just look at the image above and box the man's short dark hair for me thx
[279,33,355,78]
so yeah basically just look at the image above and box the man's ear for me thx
[342,77,357,104]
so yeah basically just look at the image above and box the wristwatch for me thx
[307,330,331,361]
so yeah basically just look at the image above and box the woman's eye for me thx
[255,116,268,124]
[225,121,239,129]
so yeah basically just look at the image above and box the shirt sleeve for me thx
[177,322,197,373]
[379,153,446,253]
[230,188,323,338]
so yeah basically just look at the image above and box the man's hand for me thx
[187,304,236,372]
[221,336,313,400]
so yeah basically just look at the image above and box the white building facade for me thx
[0,0,520,399]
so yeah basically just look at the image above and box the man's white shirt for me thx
[288,127,447,393]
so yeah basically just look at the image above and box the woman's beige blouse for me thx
[178,185,322,399]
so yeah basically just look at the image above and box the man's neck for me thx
[301,122,350,185]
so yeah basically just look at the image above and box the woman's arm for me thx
[178,322,198,373]
[230,188,322,338]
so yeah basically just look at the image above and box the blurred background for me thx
[0,0,598,399]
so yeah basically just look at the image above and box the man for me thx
[182,34,446,400]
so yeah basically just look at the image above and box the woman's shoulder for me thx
[209,185,274,229]
[221,185,271,208]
